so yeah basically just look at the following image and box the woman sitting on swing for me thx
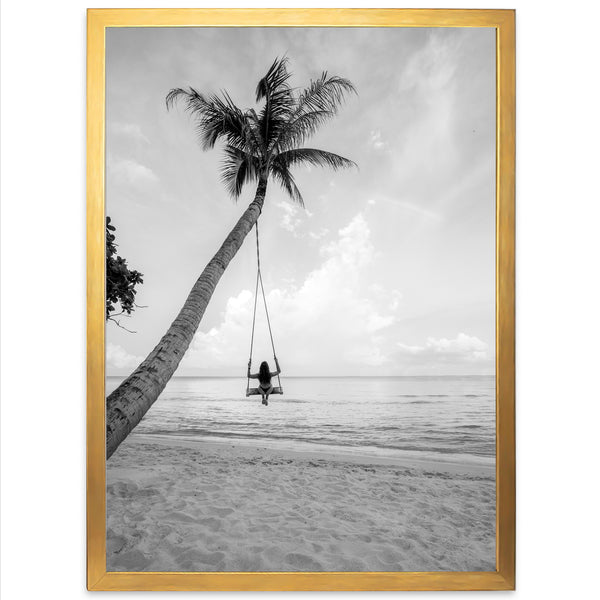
[247,358,281,405]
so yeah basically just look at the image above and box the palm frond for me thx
[243,108,266,158]
[256,57,296,148]
[271,109,335,152]
[166,87,260,154]
[219,146,260,199]
[295,73,357,117]
[255,57,292,103]
[271,161,304,207]
[275,148,357,172]
[270,73,356,152]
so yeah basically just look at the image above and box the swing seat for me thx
[246,387,284,397]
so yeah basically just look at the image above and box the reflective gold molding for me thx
[87,8,515,591]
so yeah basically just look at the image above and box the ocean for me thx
[106,375,495,467]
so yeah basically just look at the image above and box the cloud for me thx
[106,343,144,370]
[426,333,488,358]
[396,333,491,364]
[181,213,399,373]
[110,122,150,144]
[275,201,320,238]
[308,227,329,240]
[276,200,302,234]
[369,129,388,151]
[107,156,159,186]
[389,290,403,311]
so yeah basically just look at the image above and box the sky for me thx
[105,26,496,377]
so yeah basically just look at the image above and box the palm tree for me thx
[106,58,356,459]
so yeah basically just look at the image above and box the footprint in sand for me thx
[109,481,139,498]
[167,511,197,523]
[199,517,222,532]
[209,507,234,518]
[129,511,147,522]
[201,484,221,492]
[231,553,263,572]
[398,538,413,551]
[177,548,225,564]
[136,487,161,497]
[285,552,324,571]
[113,549,151,571]
[337,557,366,571]
[106,532,127,555]
[377,547,403,566]
[155,524,173,538]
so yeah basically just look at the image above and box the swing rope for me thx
[247,220,282,391]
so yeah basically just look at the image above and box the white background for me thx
[2,0,599,597]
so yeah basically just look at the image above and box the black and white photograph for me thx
[104,25,497,573]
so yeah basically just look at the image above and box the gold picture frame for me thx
[87,8,515,591]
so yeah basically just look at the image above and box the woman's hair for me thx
[259,361,271,384]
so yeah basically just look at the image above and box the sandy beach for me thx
[107,434,495,572]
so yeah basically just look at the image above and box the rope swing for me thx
[246,221,283,396]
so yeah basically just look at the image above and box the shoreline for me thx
[131,433,495,477]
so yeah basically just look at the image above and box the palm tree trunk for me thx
[106,177,268,459]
